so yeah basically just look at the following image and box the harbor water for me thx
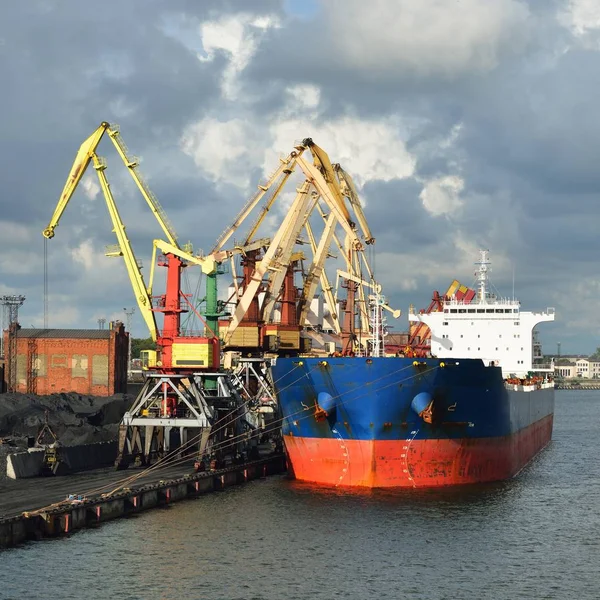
[1,390,599,600]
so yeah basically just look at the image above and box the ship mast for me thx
[368,289,387,357]
[476,249,491,303]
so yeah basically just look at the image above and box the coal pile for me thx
[0,392,134,449]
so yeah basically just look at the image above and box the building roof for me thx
[13,328,113,339]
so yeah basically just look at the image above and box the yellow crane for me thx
[43,122,219,369]
[43,122,247,469]
[215,137,399,356]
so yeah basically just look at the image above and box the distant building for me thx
[576,358,590,378]
[589,360,600,379]
[2,323,128,396]
[553,355,600,379]
[556,364,576,378]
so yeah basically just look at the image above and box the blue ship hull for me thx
[271,356,554,488]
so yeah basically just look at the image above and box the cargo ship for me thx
[271,250,556,488]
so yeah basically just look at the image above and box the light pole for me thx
[123,307,135,380]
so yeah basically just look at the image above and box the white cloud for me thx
[81,175,100,200]
[325,0,530,78]
[180,117,261,189]
[560,0,600,37]
[70,240,97,271]
[198,13,279,100]
[267,115,416,189]
[181,112,417,195]
[285,84,321,112]
[419,175,464,216]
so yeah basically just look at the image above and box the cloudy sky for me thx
[1,0,600,355]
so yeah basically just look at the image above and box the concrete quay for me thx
[0,454,286,549]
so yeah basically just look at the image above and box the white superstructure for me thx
[408,250,555,377]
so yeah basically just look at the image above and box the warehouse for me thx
[2,322,128,395]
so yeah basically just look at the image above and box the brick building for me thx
[2,323,128,396]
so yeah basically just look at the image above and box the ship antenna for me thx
[512,264,515,302]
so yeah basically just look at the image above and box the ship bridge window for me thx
[444,309,449,313]
[477,309,485,313]
[450,309,457,313]
[495,309,503,313]
[468,309,475,313]
[486,309,494,313]
[459,309,466,313]
[513,309,519,313]
[514,322,520,325]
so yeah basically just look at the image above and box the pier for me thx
[0,454,285,548]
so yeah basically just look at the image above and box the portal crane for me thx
[43,122,250,469]
[43,122,220,371]
[216,138,400,357]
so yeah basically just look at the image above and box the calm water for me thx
[1,390,599,600]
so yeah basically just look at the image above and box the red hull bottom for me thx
[284,415,554,488]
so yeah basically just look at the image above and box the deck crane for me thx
[43,122,253,468]
[215,138,400,357]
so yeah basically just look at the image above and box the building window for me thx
[51,354,68,368]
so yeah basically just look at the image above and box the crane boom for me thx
[261,181,312,323]
[107,126,179,247]
[93,154,158,340]
[43,122,110,239]
[224,186,314,345]
[212,149,304,253]
[304,219,340,335]
[43,121,179,248]
[334,164,375,245]
[148,238,217,298]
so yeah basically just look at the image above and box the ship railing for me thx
[444,297,519,307]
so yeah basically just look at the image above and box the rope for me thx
[26,362,440,513]
[22,361,441,516]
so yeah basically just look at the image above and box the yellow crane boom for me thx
[43,122,217,343]
[44,122,178,246]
